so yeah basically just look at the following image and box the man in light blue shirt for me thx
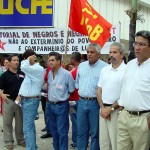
[19,49,44,150]
[46,52,75,150]
[76,43,107,150]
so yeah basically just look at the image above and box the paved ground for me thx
[0,105,77,150]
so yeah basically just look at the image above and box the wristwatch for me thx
[111,105,115,111]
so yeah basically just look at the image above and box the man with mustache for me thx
[117,30,150,150]
[97,42,126,150]
[46,52,75,150]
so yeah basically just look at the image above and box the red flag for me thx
[68,0,112,47]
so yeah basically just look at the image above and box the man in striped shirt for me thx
[76,43,107,150]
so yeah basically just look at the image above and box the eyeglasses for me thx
[133,42,147,47]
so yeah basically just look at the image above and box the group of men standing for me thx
[0,30,150,150]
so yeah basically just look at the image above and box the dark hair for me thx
[1,57,8,66]
[135,30,150,46]
[122,56,127,64]
[22,49,36,59]
[71,52,81,62]
[40,60,46,68]
[7,54,19,62]
[49,52,61,61]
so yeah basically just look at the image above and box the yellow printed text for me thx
[0,0,53,15]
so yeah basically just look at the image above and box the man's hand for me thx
[28,55,37,63]
[100,107,112,119]
[1,93,10,103]
[16,95,21,103]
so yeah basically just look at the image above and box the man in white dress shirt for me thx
[19,49,45,150]
[97,42,126,150]
[118,30,150,150]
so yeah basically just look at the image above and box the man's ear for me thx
[120,53,124,60]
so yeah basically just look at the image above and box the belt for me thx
[47,100,67,105]
[20,95,39,99]
[127,110,150,116]
[80,96,97,100]
[8,97,15,101]
[103,103,112,107]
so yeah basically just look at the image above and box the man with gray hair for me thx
[117,30,150,150]
[76,43,107,150]
[97,42,127,150]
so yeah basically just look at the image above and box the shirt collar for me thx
[88,59,100,67]
[110,61,125,71]
[51,66,62,74]
[7,69,18,75]
[136,57,150,66]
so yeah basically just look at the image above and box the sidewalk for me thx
[0,105,75,150]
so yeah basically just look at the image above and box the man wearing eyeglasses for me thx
[117,30,150,150]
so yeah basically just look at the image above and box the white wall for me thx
[54,0,150,41]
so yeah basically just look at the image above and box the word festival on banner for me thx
[0,25,119,54]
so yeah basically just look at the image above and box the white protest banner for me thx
[0,28,67,54]
[0,25,119,54]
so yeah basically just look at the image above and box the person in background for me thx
[0,68,2,76]
[40,61,52,139]
[65,63,74,72]
[97,42,126,150]
[122,55,127,64]
[0,54,25,150]
[107,57,111,64]
[69,52,81,149]
[1,58,9,73]
[118,30,150,150]
[76,43,107,150]
[0,59,3,114]
[19,49,45,150]
[0,57,9,116]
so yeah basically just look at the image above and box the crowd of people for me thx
[0,30,150,150]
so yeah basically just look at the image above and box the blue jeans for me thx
[45,102,51,134]
[70,102,78,146]
[77,98,100,150]
[46,100,69,150]
[21,98,40,150]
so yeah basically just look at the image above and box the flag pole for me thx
[63,30,69,65]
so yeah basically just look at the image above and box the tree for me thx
[125,0,144,61]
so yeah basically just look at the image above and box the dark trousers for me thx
[41,96,51,134]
